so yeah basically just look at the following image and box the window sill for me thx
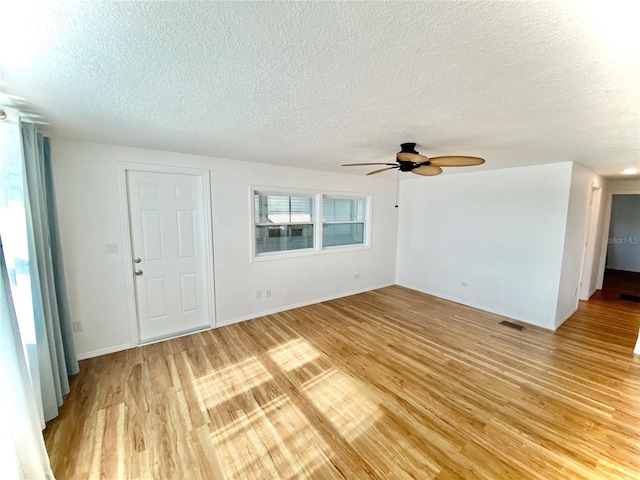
[251,243,370,262]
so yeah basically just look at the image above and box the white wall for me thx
[395,162,573,330]
[555,163,602,327]
[596,179,640,288]
[51,139,398,358]
[606,194,640,272]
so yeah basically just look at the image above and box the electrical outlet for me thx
[353,273,360,279]
[72,321,83,332]
[266,288,272,298]
[104,243,119,254]
[255,289,261,299]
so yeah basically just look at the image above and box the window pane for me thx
[255,194,313,224]
[323,197,364,222]
[322,223,364,247]
[266,195,290,223]
[289,196,312,222]
[256,224,314,254]
[0,109,36,348]
[254,194,261,223]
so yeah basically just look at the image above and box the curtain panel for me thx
[0,238,55,479]
[20,122,79,422]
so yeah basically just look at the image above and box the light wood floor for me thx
[44,286,640,479]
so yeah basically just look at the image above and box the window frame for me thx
[321,195,367,249]
[251,187,372,261]
[253,191,316,257]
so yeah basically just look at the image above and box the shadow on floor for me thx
[594,268,640,302]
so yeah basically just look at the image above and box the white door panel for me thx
[127,170,211,342]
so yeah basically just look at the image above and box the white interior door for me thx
[126,169,212,342]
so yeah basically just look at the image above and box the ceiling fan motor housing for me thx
[398,143,430,170]
[400,142,419,154]
[398,161,421,171]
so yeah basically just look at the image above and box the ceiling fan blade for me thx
[397,152,429,163]
[342,162,397,166]
[411,165,443,176]
[367,166,398,176]
[428,156,485,167]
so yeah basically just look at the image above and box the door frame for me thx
[578,183,601,300]
[117,162,216,346]
[595,181,640,290]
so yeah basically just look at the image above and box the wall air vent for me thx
[499,320,525,331]
[620,294,640,303]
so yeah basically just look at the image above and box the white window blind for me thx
[254,193,314,254]
[253,190,369,258]
[322,197,365,247]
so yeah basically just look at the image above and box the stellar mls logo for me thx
[604,236,640,244]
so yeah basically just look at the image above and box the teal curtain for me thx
[43,137,78,374]
[0,237,55,479]
[20,122,78,422]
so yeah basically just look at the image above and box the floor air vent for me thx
[500,320,525,331]
[620,294,640,303]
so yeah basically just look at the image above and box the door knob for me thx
[135,269,143,276]
[134,257,142,263]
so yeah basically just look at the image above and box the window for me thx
[254,193,314,254]
[0,109,36,354]
[253,189,369,258]
[322,196,366,247]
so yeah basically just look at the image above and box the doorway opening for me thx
[600,194,640,302]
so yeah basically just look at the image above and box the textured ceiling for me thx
[0,1,638,178]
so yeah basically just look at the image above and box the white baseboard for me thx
[554,307,577,330]
[75,326,213,360]
[395,281,555,331]
[216,283,395,328]
[76,343,132,361]
[75,284,394,359]
[579,288,598,301]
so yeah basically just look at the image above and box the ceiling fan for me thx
[342,143,485,176]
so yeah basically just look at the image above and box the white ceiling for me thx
[0,1,638,178]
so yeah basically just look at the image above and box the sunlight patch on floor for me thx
[268,338,321,371]
[195,355,273,409]
[210,394,338,478]
[195,340,384,477]
[302,367,383,442]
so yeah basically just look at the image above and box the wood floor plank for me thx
[45,285,640,479]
